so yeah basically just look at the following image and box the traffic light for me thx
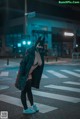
[17,43,21,47]
[27,41,31,45]
[22,41,26,45]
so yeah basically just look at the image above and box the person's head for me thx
[35,36,45,53]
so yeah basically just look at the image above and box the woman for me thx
[15,36,45,114]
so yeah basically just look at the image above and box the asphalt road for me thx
[0,61,80,119]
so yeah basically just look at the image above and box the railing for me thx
[72,52,80,61]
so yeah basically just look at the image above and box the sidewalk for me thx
[45,58,72,64]
[0,58,80,68]
[0,59,19,68]
[1,58,80,67]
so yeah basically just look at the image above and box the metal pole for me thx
[6,0,10,65]
[24,0,28,35]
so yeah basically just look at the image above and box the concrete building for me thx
[0,0,80,57]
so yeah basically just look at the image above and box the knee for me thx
[26,88,32,95]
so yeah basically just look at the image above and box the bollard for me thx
[47,57,48,62]
[55,56,58,61]
[7,58,9,65]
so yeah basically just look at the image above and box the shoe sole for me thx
[36,110,39,112]
[23,112,36,115]
[23,111,36,115]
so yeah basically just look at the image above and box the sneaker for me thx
[32,104,39,112]
[23,108,36,114]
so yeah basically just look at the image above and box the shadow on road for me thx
[19,113,40,119]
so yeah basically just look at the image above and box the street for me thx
[0,59,80,119]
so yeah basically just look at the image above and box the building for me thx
[0,0,80,57]
[0,0,24,57]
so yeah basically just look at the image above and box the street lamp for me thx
[24,0,27,35]
[76,44,78,47]
[64,32,74,36]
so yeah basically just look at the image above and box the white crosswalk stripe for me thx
[47,70,68,78]
[63,81,80,86]
[44,84,80,93]
[42,74,48,78]
[32,90,80,103]
[16,71,18,74]
[1,69,80,78]
[75,69,80,72]
[61,70,80,77]
[0,71,9,76]
[16,71,48,78]
[0,94,57,113]
[0,78,12,81]
[0,85,9,90]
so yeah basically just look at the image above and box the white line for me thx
[0,85,9,90]
[63,81,80,86]
[0,71,9,76]
[16,71,18,74]
[0,94,57,113]
[16,71,48,78]
[0,78,12,81]
[61,70,80,77]
[47,70,68,78]
[75,69,80,71]
[32,90,80,103]
[42,74,48,78]
[44,84,80,93]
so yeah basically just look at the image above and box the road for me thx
[0,60,80,119]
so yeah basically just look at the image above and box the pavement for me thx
[0,58,80,68]
[0,58,80,119]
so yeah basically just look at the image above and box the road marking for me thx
[61,70,80,78]
[0,78,13,81]
[0,71,9,76]
[44,84,80,93]
[61,63,80,66]
[0,85,9,90]
[75,70,80,72]
[16,71,18,74]
[16,71,48,79]
[0,94,57,113]
[47,70,68,78]
[42,74,48,78]
[63,81,80,86]
[32,90,80,103]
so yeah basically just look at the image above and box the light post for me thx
[24,0,28,36]
[5,0,9,65]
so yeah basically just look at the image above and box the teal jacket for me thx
[15,46,44,90]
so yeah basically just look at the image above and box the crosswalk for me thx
[0,69,80,79]
[0,80,80,113]
[0,94,57,113]
[32,90,80,103]
[47,70,68,78]
[63,81,80,85]
[44,84,80,93]
[0,71,9,76]
[0,69,80,114]
[61,70,80,78]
